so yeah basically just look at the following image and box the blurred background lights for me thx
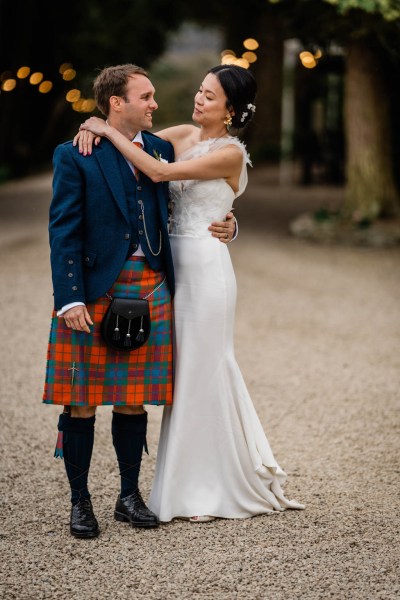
[242,51,257,63]
[81,99,96,112]
[2,79,17,91]
[221,49,236,58]
[59,63,73,74]
[221,54,237,65]
[234,58,250,69]
[63,68,76,81]
[17,66,30,79]
[300,51,317,69]
[39,81,53,93]
[72,98,96,113]
[243,38,259,51]
[302,58,317,69]
[66,89,81,103]
[72,99,85,112]
[314,49,322,59]
[29,72,44,85]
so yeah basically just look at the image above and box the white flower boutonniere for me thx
[153,149,168,163]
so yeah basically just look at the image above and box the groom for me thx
[44,64,236,538]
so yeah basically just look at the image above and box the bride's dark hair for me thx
[208,65,257,129]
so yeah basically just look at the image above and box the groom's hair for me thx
[93,64,149,117]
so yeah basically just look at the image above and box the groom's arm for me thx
[209,211,237,244]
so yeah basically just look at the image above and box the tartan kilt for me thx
[43,256,173,407]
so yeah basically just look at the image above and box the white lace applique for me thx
[169,136,250,237]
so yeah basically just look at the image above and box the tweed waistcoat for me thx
[117,152,165,272]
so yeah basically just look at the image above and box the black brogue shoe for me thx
[70,498,100,539]
[114,489,159,528]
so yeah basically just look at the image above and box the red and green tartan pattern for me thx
[43,257,173,407]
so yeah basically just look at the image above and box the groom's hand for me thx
[63,305,93,333]
[209,211,236,244]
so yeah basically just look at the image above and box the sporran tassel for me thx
[135,316,145,343]
[112,315,121,341]
[54,430,64,459]
[124,320,132,347]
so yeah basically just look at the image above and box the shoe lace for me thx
[76,498,93,516]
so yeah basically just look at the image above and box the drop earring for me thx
[224,114,232,127]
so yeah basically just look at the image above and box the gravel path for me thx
[0,170,399,599]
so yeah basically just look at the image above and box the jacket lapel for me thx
[142,133,156,165]
[95,140,130,224]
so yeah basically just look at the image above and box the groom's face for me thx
[120,74,158,132]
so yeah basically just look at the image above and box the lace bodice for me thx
[168,136,251,237]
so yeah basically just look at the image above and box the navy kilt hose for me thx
[43,257,173,407]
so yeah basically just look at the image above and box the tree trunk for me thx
[344,38,400,220]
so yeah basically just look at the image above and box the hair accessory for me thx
[224,114,233,127]
[240,103,256,123]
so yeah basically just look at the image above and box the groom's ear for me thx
[109,95,123,112]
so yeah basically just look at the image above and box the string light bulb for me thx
[17,67,30,79]
[242,51,257,63]
[39,81,53,93]
[29,72,44,85]
[63,69,76,81]
[2,79,16,91]
[243,38,259,51]
[234,58,250,69]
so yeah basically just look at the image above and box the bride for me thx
[79,64,304,522]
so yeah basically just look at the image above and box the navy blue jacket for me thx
[49,132,175,310]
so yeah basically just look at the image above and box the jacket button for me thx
[85,257,90,262]
[68,259,74,264]
[72,286,78,291]
[124,233,130,240]
[139,215,143,220]
[68,272,73,277]
[137,186,142,191]
[139,230,144,235]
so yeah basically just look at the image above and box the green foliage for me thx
[264,0,400,54]
[322,0,400,20]
[268,0,400,19]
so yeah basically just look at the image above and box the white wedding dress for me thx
[148,137,304,521]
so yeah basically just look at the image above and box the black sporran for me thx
[101,297,151,351]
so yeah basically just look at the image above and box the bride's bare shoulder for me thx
[154,124,199,145]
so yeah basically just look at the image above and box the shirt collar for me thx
[132,131,144,146]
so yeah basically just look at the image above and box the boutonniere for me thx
[153,149,168,163]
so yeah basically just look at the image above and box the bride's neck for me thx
[199,125,228,142]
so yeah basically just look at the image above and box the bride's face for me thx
[193,73,232,127]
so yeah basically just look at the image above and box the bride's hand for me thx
[80,116,109,136]
[73,129,101,156]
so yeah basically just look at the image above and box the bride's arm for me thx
[73,121,196,156]
[80,118,242,183]
[152,124,196,146]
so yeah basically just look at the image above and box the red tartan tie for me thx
[132,141,142,180]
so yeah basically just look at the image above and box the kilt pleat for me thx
[43,256,173,406]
